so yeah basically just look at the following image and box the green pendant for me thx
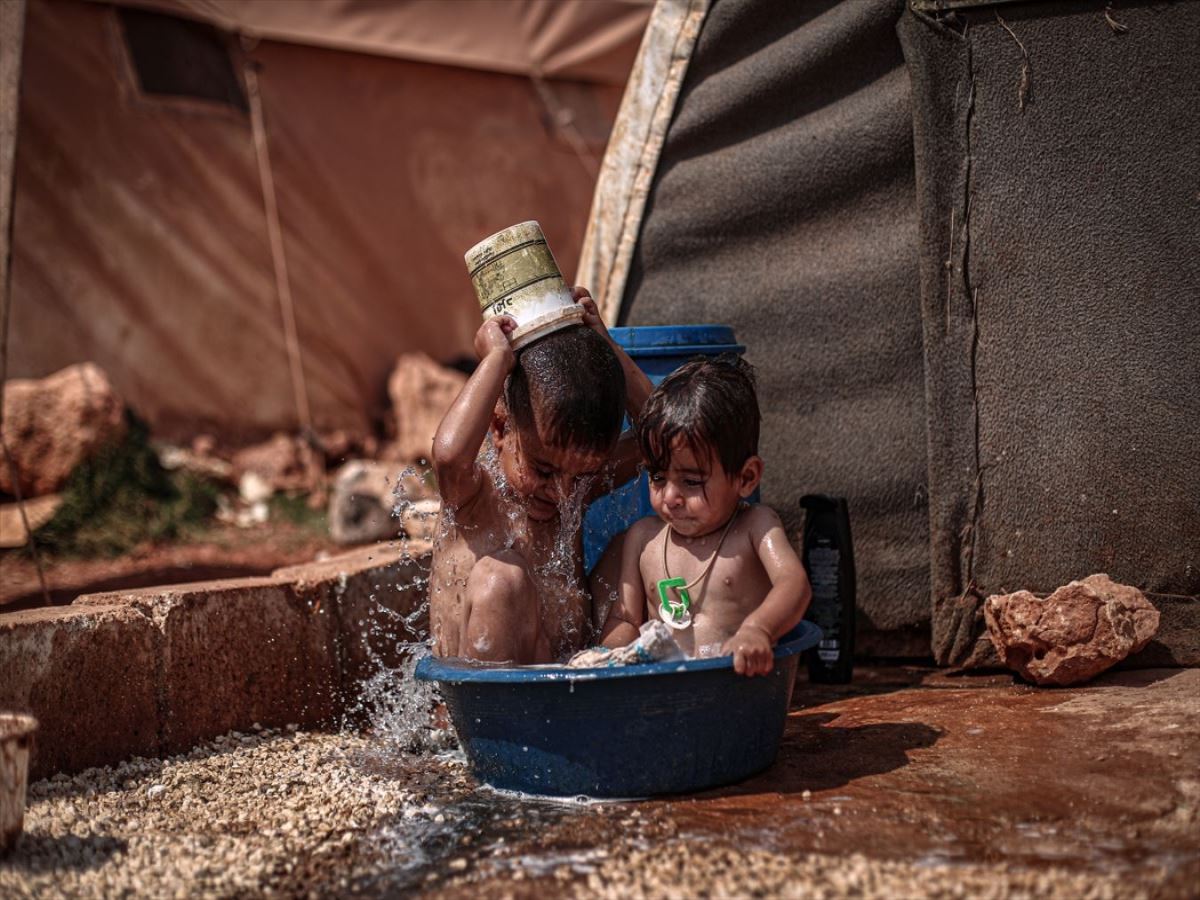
[657,576,691,622]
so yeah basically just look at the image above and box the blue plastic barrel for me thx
[582,325,747,571]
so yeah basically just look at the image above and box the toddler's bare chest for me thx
[642,547,767,615]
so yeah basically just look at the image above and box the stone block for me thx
[0,604,159,779]
[275,542,431,698]
[327,460,435,545]
[386,353,467,463]
[79,577,339,753]
[0,362,126,496]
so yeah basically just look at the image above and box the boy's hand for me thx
[474,316,517,370]
[572,286,611,342]
[724,623,775,677]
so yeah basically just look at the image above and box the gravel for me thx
[568,843,1150,900]
[1,728,1186,899]
[1,728,475,897]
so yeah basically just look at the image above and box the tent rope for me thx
[244,56,314,435]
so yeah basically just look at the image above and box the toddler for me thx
[598,356,811,675]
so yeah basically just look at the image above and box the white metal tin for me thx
[465,221,584,351]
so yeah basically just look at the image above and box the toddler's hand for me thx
[724,623,775,677]
[474,316,516,369]
[572,286,611,341]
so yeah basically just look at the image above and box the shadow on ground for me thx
[5,833,127,873]
[715,712,942,797]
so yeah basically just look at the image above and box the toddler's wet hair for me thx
[638,354,759,475]
[505,325,625,454]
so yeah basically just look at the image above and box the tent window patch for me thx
[118,8,247,113]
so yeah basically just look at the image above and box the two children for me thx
[429,289,810,674]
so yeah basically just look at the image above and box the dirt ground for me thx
[0,520,347,611]
[3,666,1196,898]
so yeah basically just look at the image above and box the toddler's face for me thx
[648,438,758,537]
[495,422,609,522]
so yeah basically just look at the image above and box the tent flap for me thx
[621,0,931,657]
[901,1,1200,664]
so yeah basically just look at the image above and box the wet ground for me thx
[3,666,1196,898]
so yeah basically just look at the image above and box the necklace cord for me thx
[662,504,743,594]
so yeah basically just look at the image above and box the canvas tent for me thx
[2,0,651,438]
[580,0,1199,661]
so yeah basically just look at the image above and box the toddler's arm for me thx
[599,518,656,648]
[724,506,812,676]
[430,316,516,510]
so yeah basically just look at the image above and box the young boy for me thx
[429,288,651,665]
[598,356,812,676]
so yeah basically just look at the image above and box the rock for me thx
[314,429,378,462]
[191,434,217,457]
[0,363,127,497]
[239,473,274,505]
[231,433,314,494]
[984,574,1160,686]
[327,461,436,545]
[156,444,233,483]
[386,354,467,464]
[0,494,62,548]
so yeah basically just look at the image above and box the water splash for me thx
[351,642,454,755]
[333,448,639,888]
[335,463,451,756]
[351,437,618,754]
[537,474,593,581]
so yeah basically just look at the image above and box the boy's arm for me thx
[724,506,813,677]
[430,317,516,508]
[599,518,654,648]
[574,288,654,496]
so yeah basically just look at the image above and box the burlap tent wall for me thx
[588,0,931,657]
[7,0,650,437]
[581,0,1199,662]
[899,0,1200,665]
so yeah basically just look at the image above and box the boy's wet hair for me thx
[638,355,759,476]
[505,325,625,454]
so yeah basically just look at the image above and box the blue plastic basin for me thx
[415,622,821,798]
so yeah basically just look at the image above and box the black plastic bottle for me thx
[801,495,856,684]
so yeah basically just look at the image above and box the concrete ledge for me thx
[274,540,431,699]
[0,604,160,779]
[79,577,340,753]
[0,542,433,777]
